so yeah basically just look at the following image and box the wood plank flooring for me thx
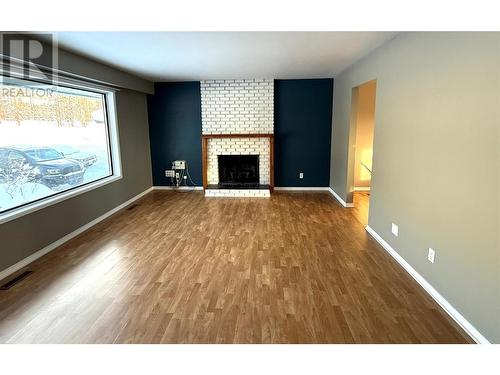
[352,191,370,227]
[0,191,471,343]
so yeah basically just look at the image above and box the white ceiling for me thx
[52,32,398,82]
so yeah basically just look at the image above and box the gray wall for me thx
[57,49,153,94]
[0,50,153,272]
[330,32,500,342]
[0,33,153,94]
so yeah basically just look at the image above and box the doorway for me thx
[347,80,376,225]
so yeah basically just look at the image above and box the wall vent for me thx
[0,271,33,290]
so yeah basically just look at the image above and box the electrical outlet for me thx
[428,248,436,263]
[299,172,304,179]
[175,172,180,179]
[391,223,399,237]
[173,160,186,169]
[165,170,175,178]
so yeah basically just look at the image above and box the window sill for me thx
[0,174,122,225]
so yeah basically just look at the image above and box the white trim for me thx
[0,187,153,283]
[0,175,122,225]
[106,92,123,178]
[365,225,490,344]
[354,187,371,191]
[328,187,354,207]
[274,187,330,191]
[152,186,203,191]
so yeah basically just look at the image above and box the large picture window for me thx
[0,76,120,219]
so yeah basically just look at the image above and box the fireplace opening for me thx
[218,155,259,188]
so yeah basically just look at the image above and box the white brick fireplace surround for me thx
[200,79,274,197]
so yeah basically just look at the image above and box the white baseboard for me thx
[354,187,371,191]
[328,187,354,207]
[274,187,330,191]
[0,187,154,283]
[153,186,203,191]
[365,225,490,344]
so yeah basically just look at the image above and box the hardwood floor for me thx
[352,191,370,227]
[0,191,471,343]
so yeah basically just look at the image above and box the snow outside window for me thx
[0,75,120,219]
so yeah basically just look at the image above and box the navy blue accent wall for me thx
[148,79,333,188]
[274,79,333,187]
[147,82,202,186]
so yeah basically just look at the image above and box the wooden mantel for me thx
[201,133,274,192]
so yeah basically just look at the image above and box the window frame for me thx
[0,75,122,225]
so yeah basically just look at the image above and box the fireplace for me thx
[218,155,259,188]
[200,79,274,196]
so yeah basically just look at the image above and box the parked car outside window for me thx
[0,146,86,188]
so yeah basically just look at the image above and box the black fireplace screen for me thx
[218,155,259,187]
